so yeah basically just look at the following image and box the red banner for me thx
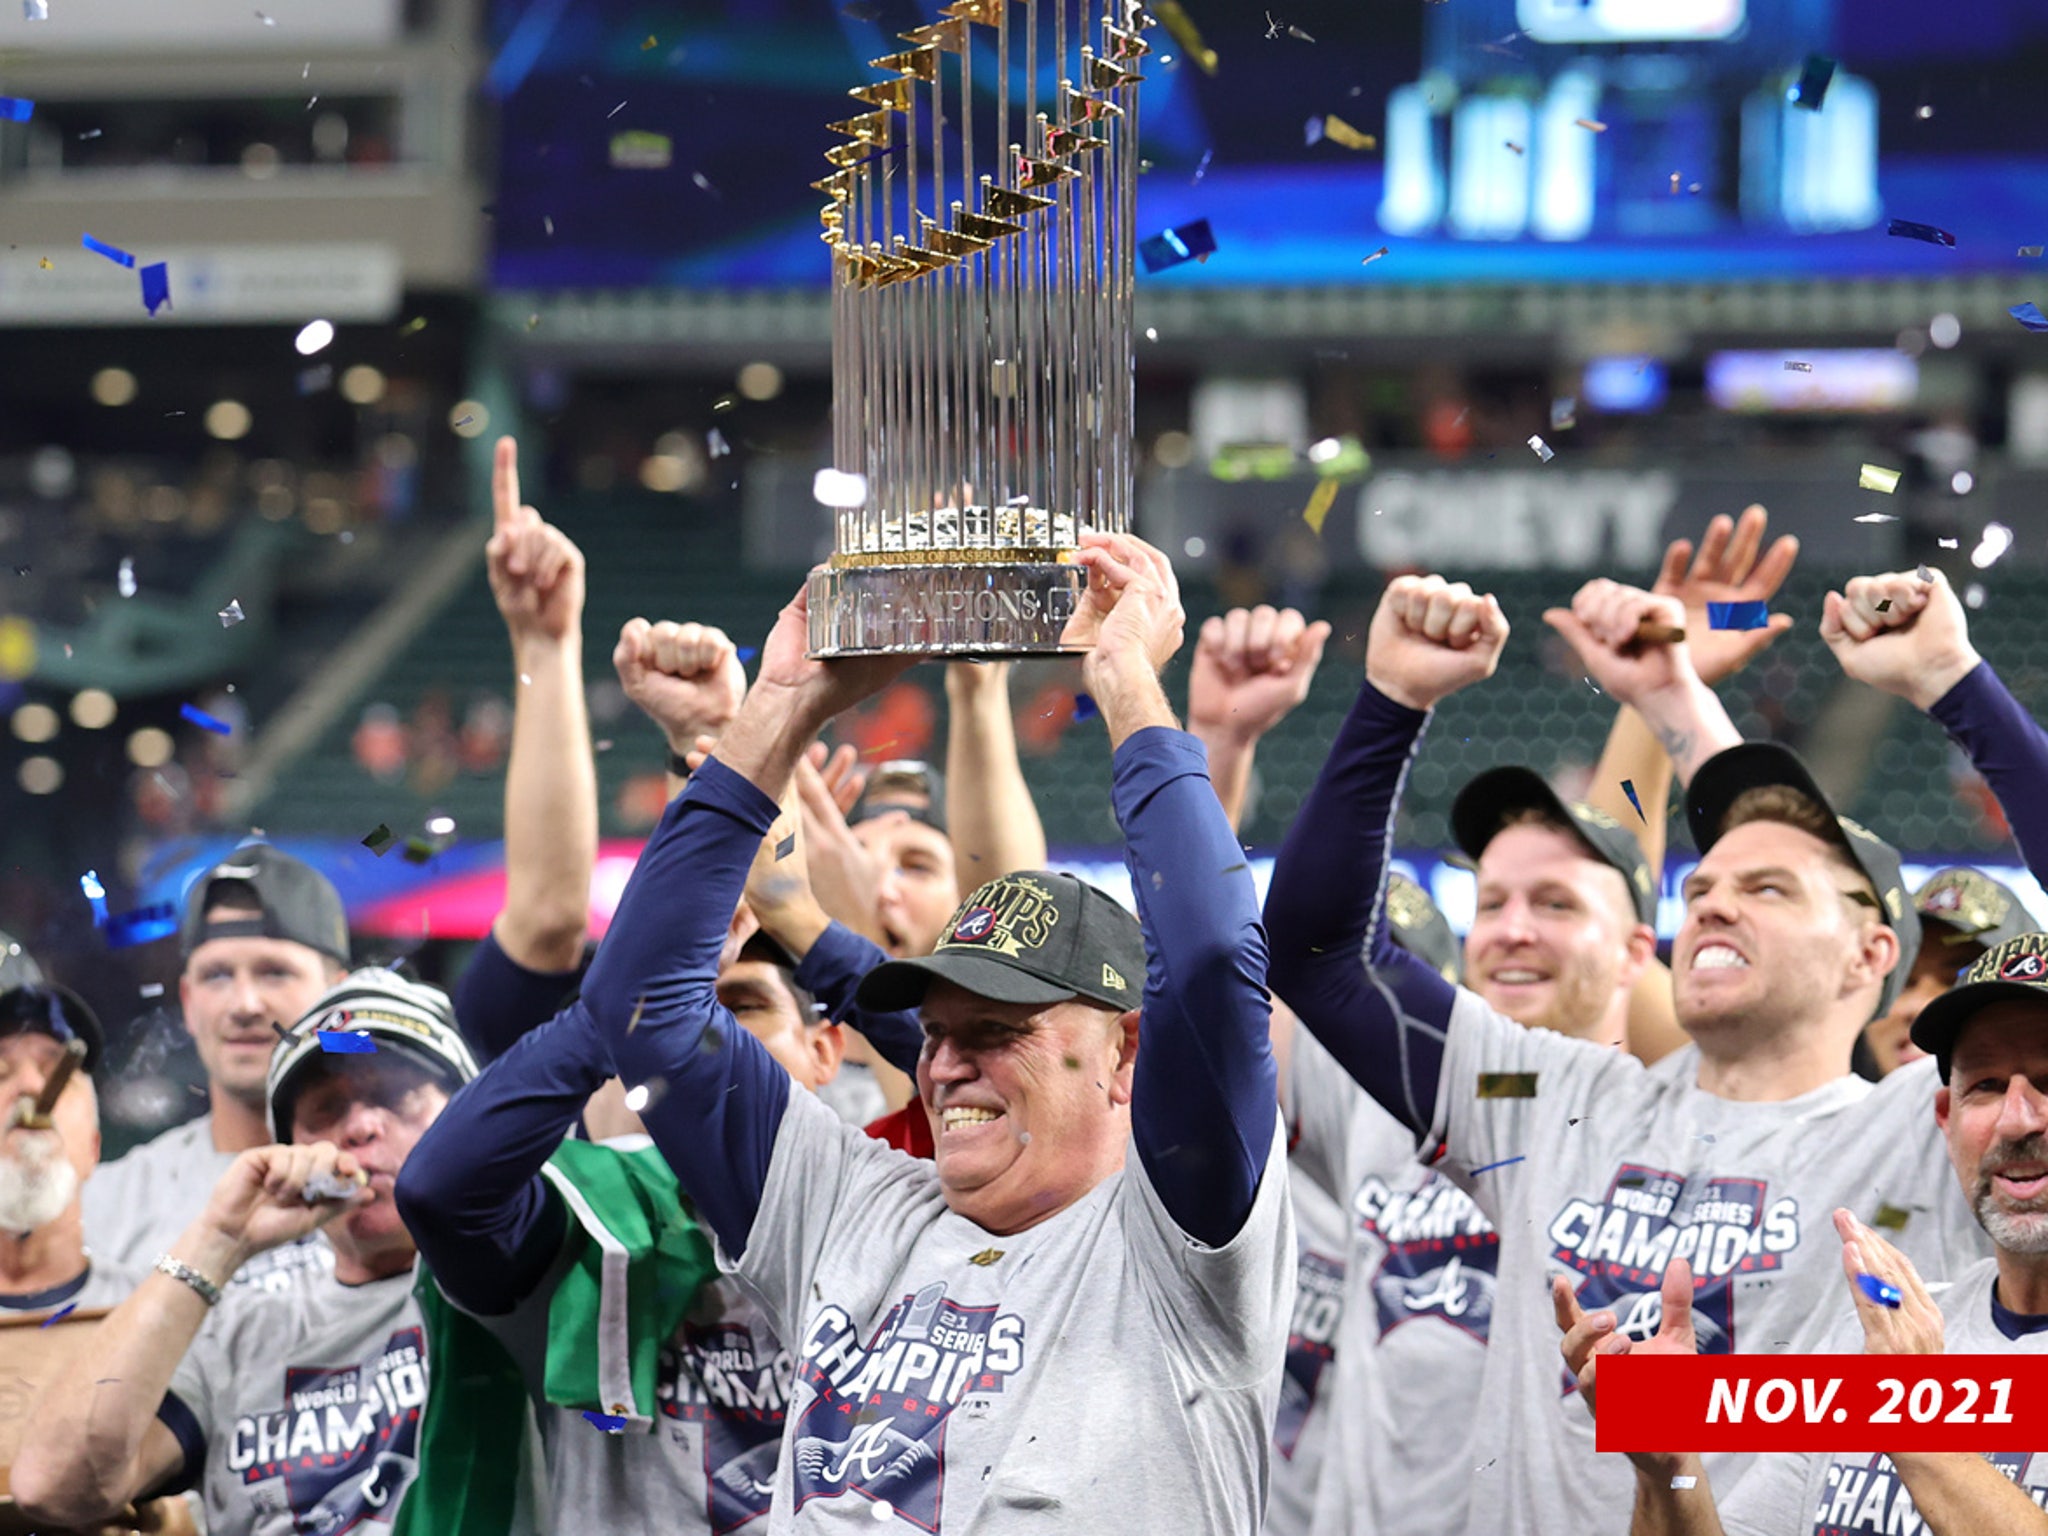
[1597,1356,2048,1453]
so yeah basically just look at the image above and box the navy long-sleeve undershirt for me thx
[1929,661,2048,887]
[1264,679,1455,1140]
[791,919,925,1077]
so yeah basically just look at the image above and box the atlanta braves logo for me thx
[1353,1169,1499,1345]
[951,908,998,944]
[1999,952,2047,983]
[788,1284,1026,1531]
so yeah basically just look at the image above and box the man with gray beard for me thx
[0,979,136,1316]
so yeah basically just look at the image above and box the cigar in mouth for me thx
[14,1038,87,1129]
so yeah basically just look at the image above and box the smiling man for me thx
[11,968,478,1536]
[83,845,350,1291]
[575,533,1291,1530]
[1266,572,1993,1536]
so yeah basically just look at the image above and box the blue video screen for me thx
[487,0,2048,290]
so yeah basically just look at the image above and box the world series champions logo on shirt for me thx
[790,1282,1026,1531]
[659,1317,795,1535]
[225,1327,426,1533]
[1354,1170,1500,1344]
[1547,1163,1801,1387]
[1814,1451,2040,1532]
[1276,1249,1345,1458]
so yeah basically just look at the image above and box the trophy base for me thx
[806,558,1087,658]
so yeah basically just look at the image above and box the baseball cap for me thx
[856,871,1145,1013]
[181,845,350,966]
[0,983,106,1075]
[1909,932,2048,1079]
[0,930,45,993]
[1914,867,2040,954]
[1685,742,1918,1018]
[850,760,949,836]
[1452,766,1658,926]
[1384,873,1460,982]
[266,967,479,1141]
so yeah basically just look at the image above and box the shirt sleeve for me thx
[579,757,798,1259]
[791,919,925,1076]
[394,1009,601,1315]
[1116,726,1278,1248]
[154,1300,239,1495]
[1926,661,2048,884]
[452,929,590,1063]
[1265,678,1458,1138]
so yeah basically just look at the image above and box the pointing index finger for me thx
[493,437,521,531]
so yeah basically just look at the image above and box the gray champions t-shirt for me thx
[730,1082,1295,1533]
[1718,1259,2048,1533]
[1428,989,1990,1536]
[160,1267,449,1536]
[1288,1028,1496,1536]
[1265,1170,1349,1536]
[83,1115,335,1294]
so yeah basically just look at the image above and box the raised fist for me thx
[1820,567,1981,711]
[613,619,749,754]
[1187,605,1333,746]
[1543,578,1694,711]
[1366,575,1509,712]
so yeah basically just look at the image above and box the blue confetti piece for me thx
[1887,218,1956,248]
[140,261,171,316]
[1855,1272,1902,1309]
[1621,779,1646,823]
[736,646,758,662]
[1072,693,1099,723]
[41,1302,77,1327]
[180,702,232,735]
[1138,217,1217,274]
[104,902,180,949]
[0,96,34,122]
[1707,600,1770,631]
[2011,302,2048,333]
[581,1410,628,1433]
[81,231,137,268]
[317,1030,378,1054]
[79,870,108,925]
[1471,1155,1525,1175]
[1789,54,1835,111]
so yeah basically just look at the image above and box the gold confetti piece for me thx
[1574,117,1606,132]
[1321,115,1376,151]
[1870,1203,1912,1231]
[640,33,657,49]
[968,1247,1005,1267]
[1859,462,1901,494]
[1301,477,1338,535]
[37,256,51,269]
[399,316,427,336]
[1154,1,1217,76]
[1476,1072,1538,1099]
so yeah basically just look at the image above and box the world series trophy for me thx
[805,0,1149,657]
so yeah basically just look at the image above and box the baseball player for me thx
[1864,866,2040,1076]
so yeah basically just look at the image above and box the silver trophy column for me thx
[807,0,1149,657]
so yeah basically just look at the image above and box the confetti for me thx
[104,902,179,949]
[1138,218,1217,274]
[1361,245,1390,267]
[318,1031,378,1054]
[641,34,657,49]
[1917,564,1935,582]
[1190,147,1212,185]
[736,646,758,662]
[581,1411,628,1433]
[24,0,48,18]
[1871,1203,1912,1231]
[609,130,672,170]
[1874,599,1892,613]
[2022,247,2045,259]
[1470,1155,1525,1175]
[1573,117,1606,132]
[0,96,33,122]
[1855,1273,1902,1310]
[1504,141,1524,156]
[1621,779,1645,822]
[1072,693,1100,723]
[1476,1072,1538,1100]
[1670,1476,1698,1490]
[255,9,274,22]
[1550,397,1576,431]
[968,1248,1004,1267]
[706,428,729,458]
[131,255,166,307]
[140,982,165,998]
[1938,539,1958,549]
[1319,115,1375,151]
[303,1171,365,1203]
[1887,218,1956,248]
[1301,477,1338,535]
[362,823,395,855]
[41,1302,77,1327]
[401,836,438,864]
[118,556,136,597]
[1527,435,1555,463]
[1153,1,1217,75]
[1789,54,1835,111]
[399,316,427,336]
[81,231,136,267]
[180,703,232,735]
[1287,25,1314,42]
[1859,463,1901,494]
[1707,601,1770,630]
[2010,302,2048,333]
[79,870,108,925]
[1852,512,1898,524]
[775,833,796,861]
[38,257,51,270]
